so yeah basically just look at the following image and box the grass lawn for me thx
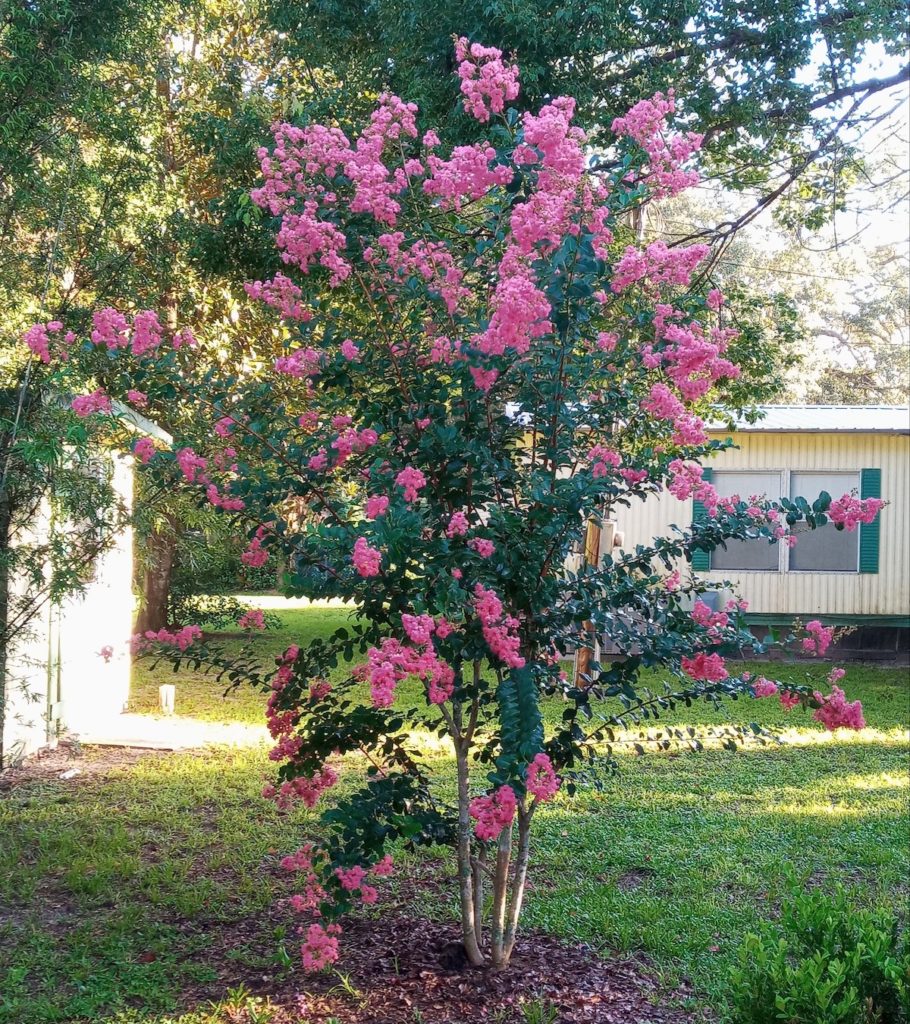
[1,603,907,1023]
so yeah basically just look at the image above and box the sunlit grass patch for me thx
[2,604,907,1022]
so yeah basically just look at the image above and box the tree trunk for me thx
[135,520,178,632]
[455,734,485,966]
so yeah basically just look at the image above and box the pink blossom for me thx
[340,339,360,361]
[238,609,266,630]
[706,289,725,310]
[664,570,681,592]
[526,753,560,802]
[133,437,156,464]
[812,685,865,731]
[241,534,269,568]
[642,382,684,421]
[300,922,341,972]
[469,537,495,558]
[454,37,520,123]
[372,854,394,877]
[365,495,389,519]
[780,690,801,710]
[612,240,708,293]
[23,321,73,363]
[473,584,524,667]
[130,310,163,357]
[395,466,426,502]
[469,366,500,391]
[470,785,518,840]
[681,651,728,682]
[752,677,778,698]
[611,91,702,197]
[71,389,112,418]
[827,493,884,531]
[802,619,834,657]
[424,144,513,209]
[124,389,147,408]
[90,307,130,350]
[402,613,435,646]
[98,645,114,663]
[352,537,382,577]
[244,272,309,320]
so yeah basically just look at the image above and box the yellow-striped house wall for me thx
[610,431,910,619]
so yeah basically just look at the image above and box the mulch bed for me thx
[204,913,704,1024]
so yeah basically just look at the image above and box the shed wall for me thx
[611,431,909,619]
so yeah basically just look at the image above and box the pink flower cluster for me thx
[352,536,383,577]
[71,389,112,418]
[752,677,779,698]
[244,272,310,320]
[473,584,525,668]
[23,320,74,363]
[812,685,866,731]
[828,493,884,531]
[589,445,621,478]
[368,232,470,316]
[470,784,518,840]
[238,609,266,630]
[301,922,341,971]
[447,511,469,537]
[364,494,389,519]
[395,466,427,502]
[274,346,323,378]
[468,537,495,558]
[424,143,513,209]
[473,246,553,357]
[526,753,560,802]
[801,619,834,657]
[611,91,703,198]
[131,624,202,656]
[132,437,156,463]
[454,37,520,123]
[612,240,709,293]
[241,531,269,568]
[363,626,455,707]
[681,651,728,682]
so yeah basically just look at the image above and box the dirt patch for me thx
[0,743,167,793]
[617,867,658,891]
[192,912,704,1023]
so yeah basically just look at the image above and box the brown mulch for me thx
[0,742,165,792]
[199,913,703,1024]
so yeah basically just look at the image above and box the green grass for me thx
[1,604,907,1023]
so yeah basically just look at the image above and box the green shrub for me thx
[729,880,909,1024]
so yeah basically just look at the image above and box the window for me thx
[710,471,781,572]
[789,472,859,572]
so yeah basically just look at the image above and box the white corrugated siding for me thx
[611,431,910,618]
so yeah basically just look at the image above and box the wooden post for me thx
[574,517,602,687]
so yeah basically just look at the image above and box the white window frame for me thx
[707,468,860,575]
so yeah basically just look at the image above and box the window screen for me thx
[789,472,860,572]
[710,472,781,572]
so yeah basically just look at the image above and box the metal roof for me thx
[709,405,910,435]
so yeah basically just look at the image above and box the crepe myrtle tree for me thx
[25,40,882,970]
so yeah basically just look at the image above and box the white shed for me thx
[0,405,169,767]
[610,405,910,658]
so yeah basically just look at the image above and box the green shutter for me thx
[859,467,881,574]
[691,467,713,572]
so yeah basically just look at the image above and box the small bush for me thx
[729,880,909,1024]
[173,593,280,632]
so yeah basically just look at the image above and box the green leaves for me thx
[491,666,544,787]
